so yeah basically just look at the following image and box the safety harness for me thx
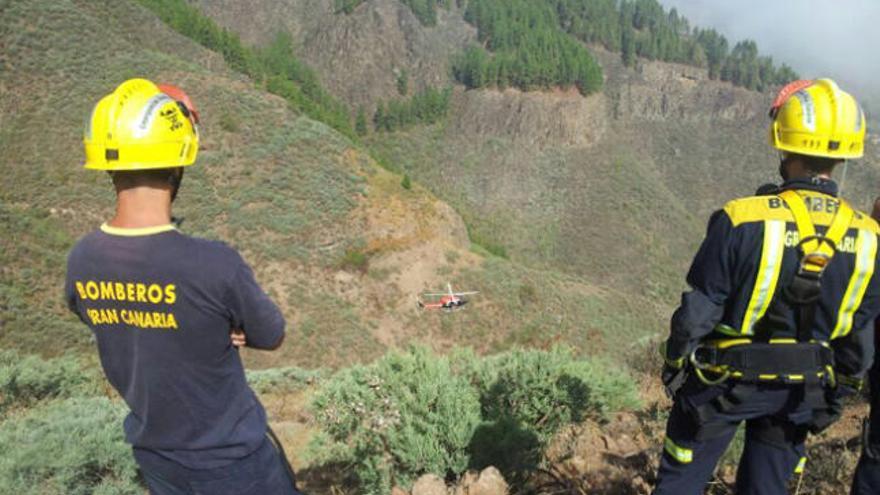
[690,190,854,386]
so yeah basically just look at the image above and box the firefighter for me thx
[653,79,878,495]
[65,79,300,494]
[851,198,880,495]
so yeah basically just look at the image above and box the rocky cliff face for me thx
[196,0,475,108]
[596,49,766,124]
[449,87,608,151]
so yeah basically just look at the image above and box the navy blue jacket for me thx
[65,224,285,469]
[667,178,880,379]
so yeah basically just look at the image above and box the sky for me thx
[656,0,880,102]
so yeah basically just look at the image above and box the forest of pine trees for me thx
[452,0,604,95]
[373,87,453,132]
[550,0,797,91]
[347,0,797,94]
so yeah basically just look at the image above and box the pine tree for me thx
[396,70,409,96]
[355,107,368,136]
[373,104,387,132]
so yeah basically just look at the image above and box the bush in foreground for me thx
[310,346,640,493]
[0,350,100,415]
[311,347,482,493]
[0,397,139,495]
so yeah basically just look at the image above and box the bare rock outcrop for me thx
[411,474,449,495]
[453,467,509,495]
[594,48,767,123]
[449,87,607,151]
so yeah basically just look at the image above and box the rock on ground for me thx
[411,474,448,495]
[453,467,508,495]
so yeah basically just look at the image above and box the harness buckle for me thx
[795,234,837,277]
[689,345,731,385]
[689,345,712,370]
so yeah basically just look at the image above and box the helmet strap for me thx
[838,160,849,195]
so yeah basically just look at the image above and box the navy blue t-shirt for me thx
[65,223,285,469]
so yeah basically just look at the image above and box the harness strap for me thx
[692,342,833,383]
[780,190,853,266]
[756,191,854,343]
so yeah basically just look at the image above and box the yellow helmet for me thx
[84,78,199,171]
[769,78,866,160]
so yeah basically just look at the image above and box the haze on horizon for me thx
[656,0,880,105]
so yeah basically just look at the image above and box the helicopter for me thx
[418,283,479,311]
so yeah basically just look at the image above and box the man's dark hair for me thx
[796,153,842,175]
[111,168,181,190]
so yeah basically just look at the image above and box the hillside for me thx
[0,0,659,370]
[194,0,476,109]
[193,0,880,304]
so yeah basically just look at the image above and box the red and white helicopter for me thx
[418,283,479,311]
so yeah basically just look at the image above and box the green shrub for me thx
[467,347,640,440]
[246,366,323,394]
[0,350,101,415]
[396,70,409,95]
[310,347,482,493]
[355,106,369,136]
[310,346,640,492]
[400,174,412,190]
[0,397,140,495]
[338,247,370,273]
[335,0,365,14]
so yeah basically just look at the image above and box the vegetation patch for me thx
[373,87,452,133]
[246,366,324,394]
[0,397,139,495]
[0,350,101,416]
[309,346,640,493]
[335,0,453,26]
[338,246,371,273]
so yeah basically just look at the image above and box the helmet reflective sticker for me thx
[132,94,174,139]
[856,107,864,132]
[795,91,816,132]
[84,103,98,141]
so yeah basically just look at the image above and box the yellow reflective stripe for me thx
[709,338,752,349]
[100,223,177,236]
[664,436,693,464]
[832,229,878,338]
[794,456,807,474]
[741,220,786,335]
